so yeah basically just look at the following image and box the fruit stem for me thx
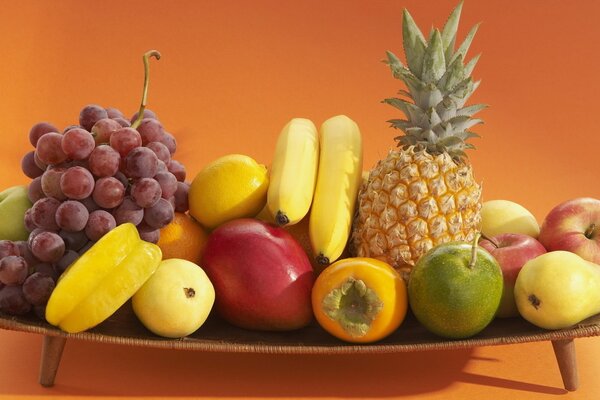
[479,232,499,248]
[275,210,290,226]
[316,254,330,267]
[131,50,161,129]
[468,232,481,269]
[585,223,597,239]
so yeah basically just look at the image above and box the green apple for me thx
[481,199,540,238]
[514,251,600,330]
[132,258,215,338]
[408,240,503,339]
[0,185,33,241]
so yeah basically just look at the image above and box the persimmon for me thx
[311,257,407,343]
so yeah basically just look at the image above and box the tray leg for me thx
[39,335,67,387]
[551,338,578,392]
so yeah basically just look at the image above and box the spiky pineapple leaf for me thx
[438,54,465,93]
[441,1,463,59]
[464,53,481,77]
[421,29,446,83]
[458,103,488,117]
[402,9,427,77]
[449,23,480,66]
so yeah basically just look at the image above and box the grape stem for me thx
[131,50,161,129]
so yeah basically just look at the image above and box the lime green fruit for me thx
[408,241,503,339]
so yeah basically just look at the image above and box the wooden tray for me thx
[2,302,600,391]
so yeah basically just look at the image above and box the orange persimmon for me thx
[311,257,408,343]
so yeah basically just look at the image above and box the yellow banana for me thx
[267,118,319,226]
[309,115,363,267]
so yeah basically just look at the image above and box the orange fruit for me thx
[157,212,209,264]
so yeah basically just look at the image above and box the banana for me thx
[309,115,363,267]
[267,118,319,226]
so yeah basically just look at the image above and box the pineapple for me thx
[350,2,484,271]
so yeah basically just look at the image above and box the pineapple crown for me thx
[384,1,486,162]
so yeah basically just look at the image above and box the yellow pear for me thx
[514,251,600,329]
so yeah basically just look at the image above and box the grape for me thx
[55,250,79,274]
[159,132,177,154]
[29,122,58,147]
[167,160,186,182]
[143,198,174,229]
[30,231,65,263]
[156,160,167,173]
[61,127,95,160]
[105,107,124,119]
[146,141,171,164]
[21,151,44,179]
[79,104,108,131]
[173,181,190,212]
[59,229,89,251]
[91,118,121,145]
[23,208,36,232]
[154,171,177,199]
[41,167,66,200]
[138,227,160,244]
[112,117,131,128]
[78,240,94,255]
[33,263,58,281]
[114,171,130,191]
[110,127,142,157]
[22,272,55,306]
[36,132,68,165]
[55,200,89,232]
[112,197,144,225]
[88,145,121,177]
[125,147,158,179]
[33,151,48,170]
[31,197,61,230]
[136,118,164,145]
[0,256,29,285]
[92,177,125,209]
[63,124,82,133]
[131,178,162,208]
[85,210,116,241]
[14,241,38,266]
[131,109,157,122]
[28,176,44,203]
[60,166,95,199]
[0,286,31,315]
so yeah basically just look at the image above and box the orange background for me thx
[1,0,600,399]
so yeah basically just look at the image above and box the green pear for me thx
[0,185,33,241]
[514,251,600,329]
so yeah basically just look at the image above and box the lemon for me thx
[189,154,269,229]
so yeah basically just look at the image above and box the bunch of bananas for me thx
[266,115,363,268]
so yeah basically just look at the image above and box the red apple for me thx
[479,233,546,318]
[201,218,314,331]
[539,197,600,264]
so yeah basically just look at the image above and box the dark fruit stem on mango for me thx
[321,277,383,338]
[131,50,161,129]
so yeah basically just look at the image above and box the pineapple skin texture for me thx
[350,146,482,270]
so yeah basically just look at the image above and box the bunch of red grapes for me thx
[0,104,189,317]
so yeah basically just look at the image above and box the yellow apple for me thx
[481,200,540,238]
[514,251,600,329]
[132,258,215,338]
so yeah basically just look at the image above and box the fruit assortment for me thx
[1,2,600,346]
